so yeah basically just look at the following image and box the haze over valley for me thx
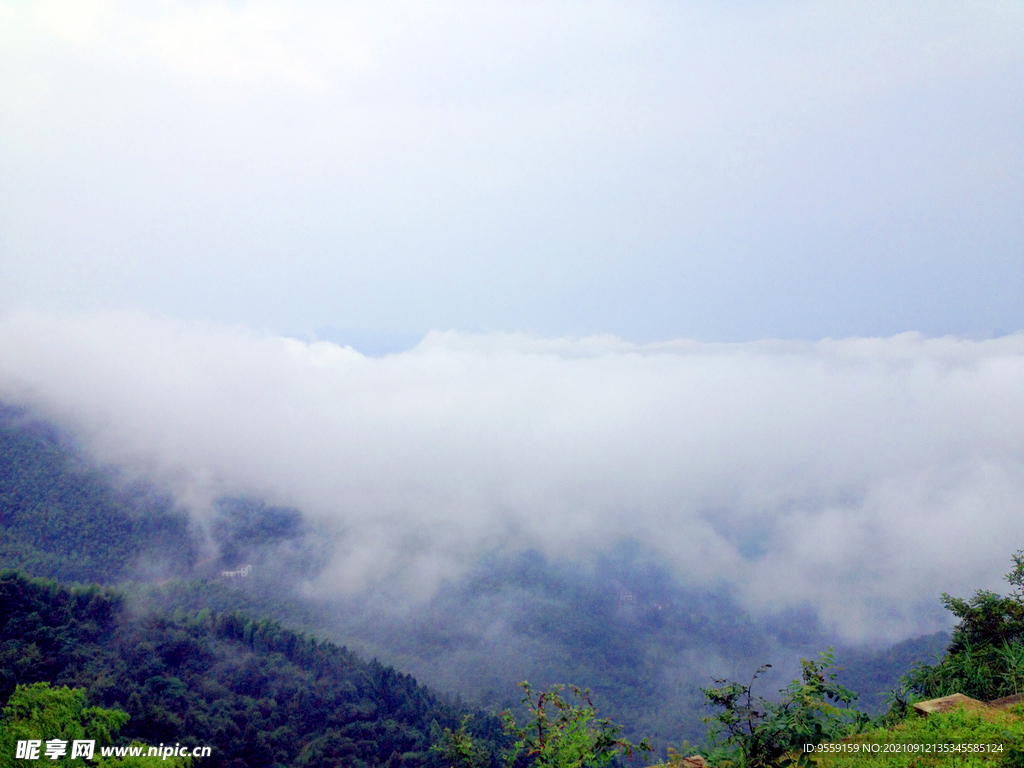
[1,312,1022,647]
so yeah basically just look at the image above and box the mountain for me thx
[0,404,196,584]
[328,547,950,746]
[0,570,504,768]
[0,402,951,757]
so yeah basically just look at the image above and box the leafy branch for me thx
[702,650,868,768]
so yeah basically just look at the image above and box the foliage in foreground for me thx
[810,702,1024,768]
[787,549,1024,768]
[433,682,651,768]
[904,550,1024,703]
[0,682,191,767]
[700,651,868,768]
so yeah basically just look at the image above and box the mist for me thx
[0,309,1021,643]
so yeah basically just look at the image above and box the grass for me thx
[806,702,1024,768]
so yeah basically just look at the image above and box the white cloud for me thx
[24,0,342,89]
[0,310,1021,641]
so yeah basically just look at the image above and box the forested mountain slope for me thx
[0,405,197,583]
[332,548,948,746]
[0,402,951,757]
[0,571,503,768]
[0,406,505,766]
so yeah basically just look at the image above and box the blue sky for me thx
[1,1,1021,343]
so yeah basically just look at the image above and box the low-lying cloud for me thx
[1,309,1022,642]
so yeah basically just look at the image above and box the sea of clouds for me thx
[0,309,1021,642]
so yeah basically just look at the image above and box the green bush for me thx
[432,682,651,768]
[701,650,868,768]
[905,550,1024,703]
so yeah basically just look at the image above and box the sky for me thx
[1,0,1021,342]
[0,2,1023,644]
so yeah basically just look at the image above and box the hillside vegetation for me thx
[0,405,196,584]
[0,571,504,768]
[810,704,1024,768]
[694,550,1024,768]
[0,403,971,765]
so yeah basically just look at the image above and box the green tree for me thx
[502,682,651,768]
[701,650,867,768]
[905,549,1024,702]
[431,682,650,768]
[431,716,494,768]
[0,682,191,767]
[0,682,127,767]
[95,744,193,767]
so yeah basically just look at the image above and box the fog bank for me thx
[1,310,1021,642]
